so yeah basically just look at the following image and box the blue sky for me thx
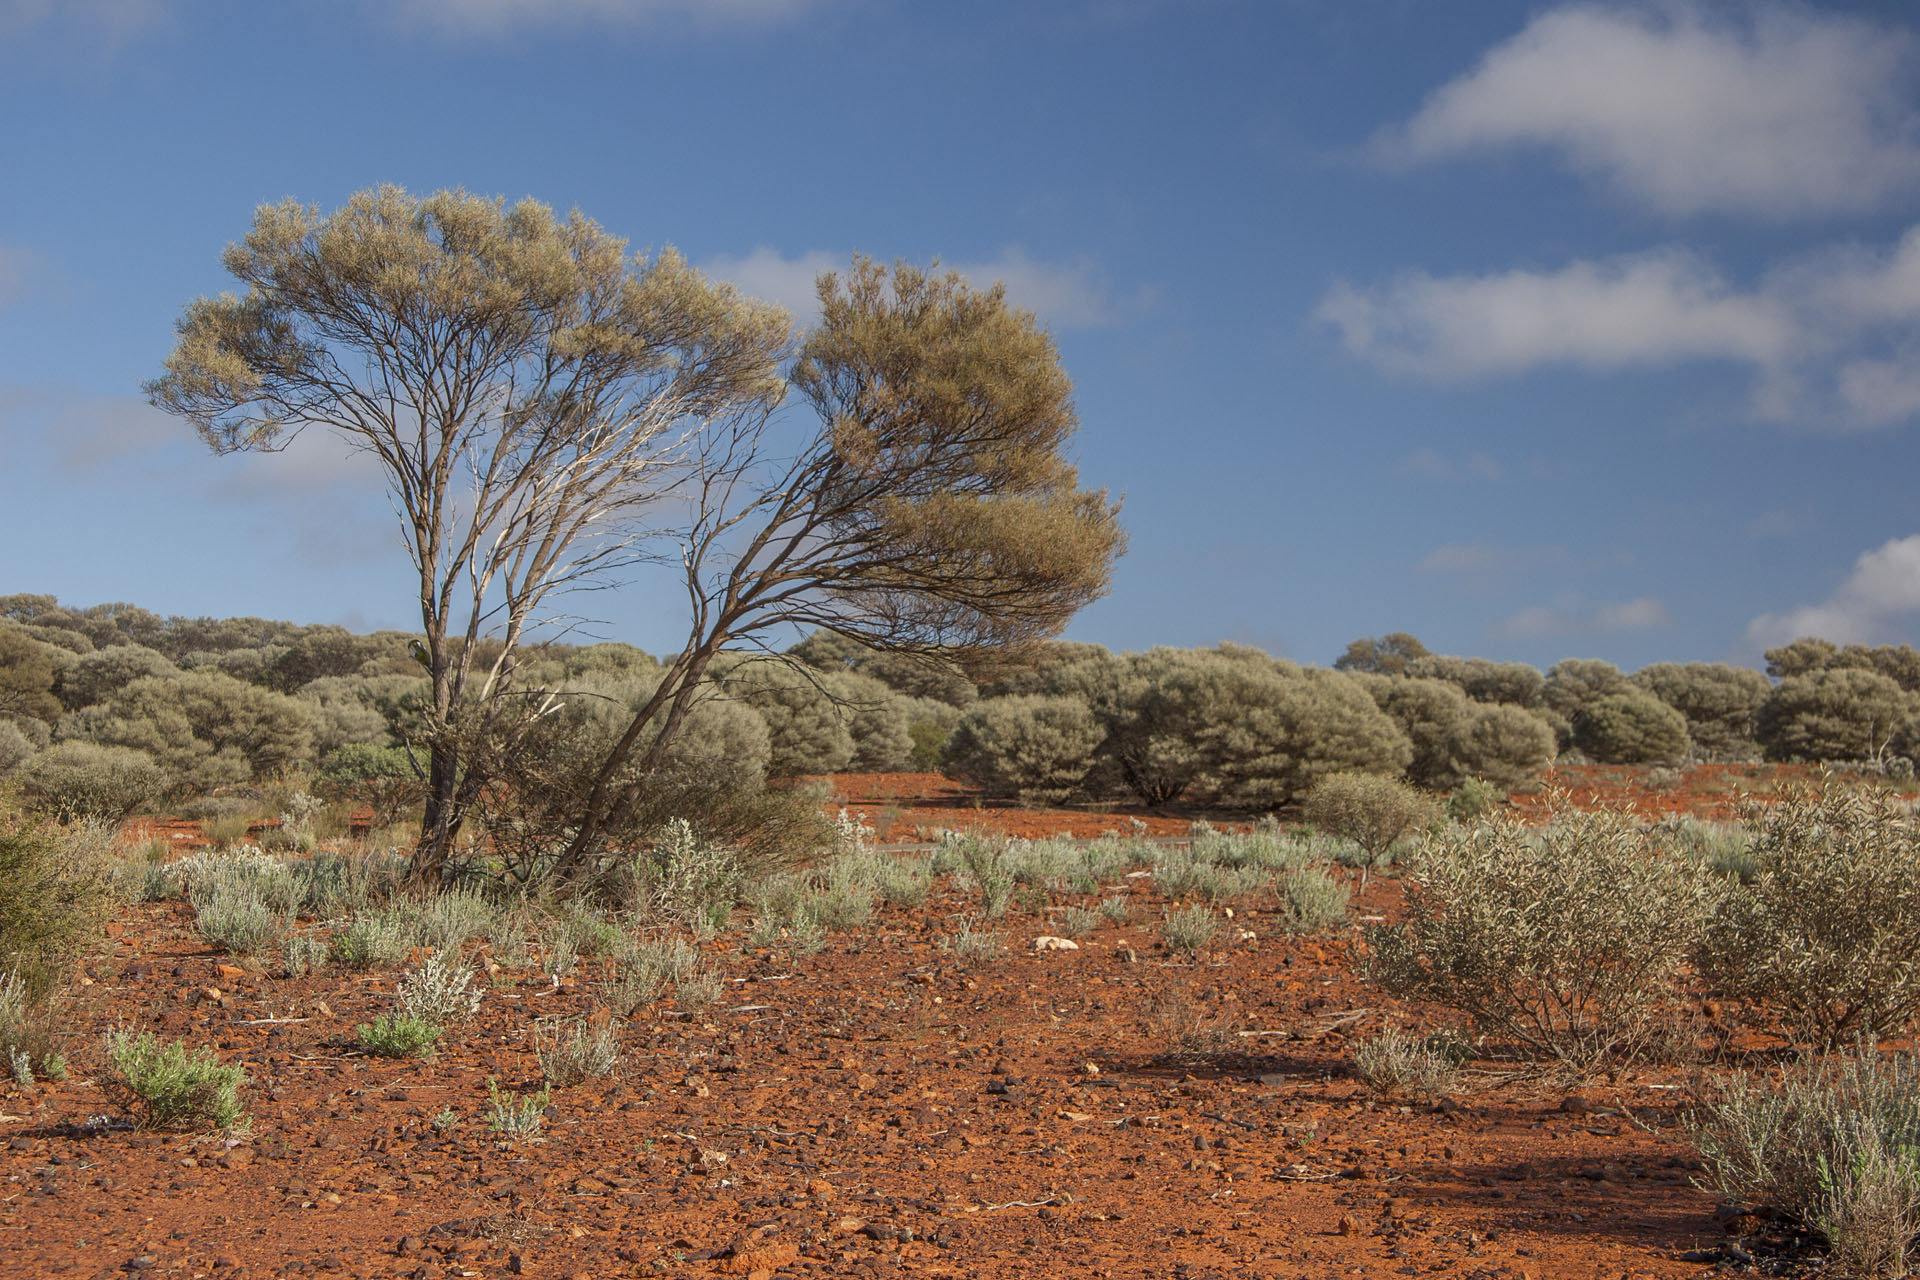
[5,0,1920,671]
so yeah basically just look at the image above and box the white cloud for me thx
[1746,535,1920,648]
[1381,2,1920,218]
[701,245,1141,331]
[1498,592,1670,639]
[1836,356,1920,426]
[700,247,841,324]
[1318,249,1795,381]
[1320,221,1920,428]
[384,0,817,35]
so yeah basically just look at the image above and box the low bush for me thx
[1689,1047,1920,1278]
[397,953,483,1024]
[1363,804,1711,1074]
[282,935,328,978]
[0,970,61,1073]
[675,969,724,1009]
[14,742,168,822]
[1274,867,1350,934]
[1161,904,1218,956]
[356,1013,442,1058]
[485,1078,550,1140]
[192,882,286,957]
[1445,777,1500,822]
[104,1029,246,1129]
[942,695,1105,806]
[1302,772,1439,886]
[1352,1025,1464,1104]
[1696,784,1920,1047]
[331,907,419,969]
[940,917,1004,964]
[0,817,115,993]
[537,1015,620,1087]
[633,817,744,935]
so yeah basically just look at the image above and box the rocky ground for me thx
[2,769,1842,1280]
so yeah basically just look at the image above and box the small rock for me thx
[720,1242,798,1274]
[215,964,247,983]
[1031,936,1079,951]
[1336,1215,1362,1237]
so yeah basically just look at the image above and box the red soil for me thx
[4,856,1753,1279]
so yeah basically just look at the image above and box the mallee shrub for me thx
[1363,803,1711,1074]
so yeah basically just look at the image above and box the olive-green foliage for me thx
[1572,690,1691,764]
[787,632,979,707]
[1449,704,1559,788]
[0,628,62,728]
[1445,777,1501,822]
[1758,669,1917,763]
[58,671,316,790]
[1541,658,1628,720]
[1689,1047,1920,1279]
[477,668,806,892]
[1767,638,1920,692]
[903,698,960,771]
[1404,655,1545,708]
[314,743,424,827]
[104,1030,246,1129]
[1090,646,1234,805]
[296,674,424,754]
[1697,785,1920,1047]
[1367,676,1472,789]
[1200,666,1412,808]
[356,1014,442,1058]
[1333,632,1430,677]
[1364,805,1711,1072]
[721,657,856,776]
[826,670,917,772]
[943,694,1105,806]
[0,818,114,994]
[53,644,179,712]
[14,742,168,822]
[1303,771,1438,871]
[1274,867,1351,934]
[977,640,1117,700]
[1629,662,1771,761]
[1765,637,1840,680]
[0,721,34,776]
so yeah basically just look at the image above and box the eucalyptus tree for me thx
[546,260,1125,883]
[148,186,791,883]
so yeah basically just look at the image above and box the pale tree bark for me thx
[147,187,791,887]
[550,260,1125,884]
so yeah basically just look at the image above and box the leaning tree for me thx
[148,186,792,884]
[546,260,1125,885]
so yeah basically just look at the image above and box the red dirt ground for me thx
[5,783,1788,1280]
